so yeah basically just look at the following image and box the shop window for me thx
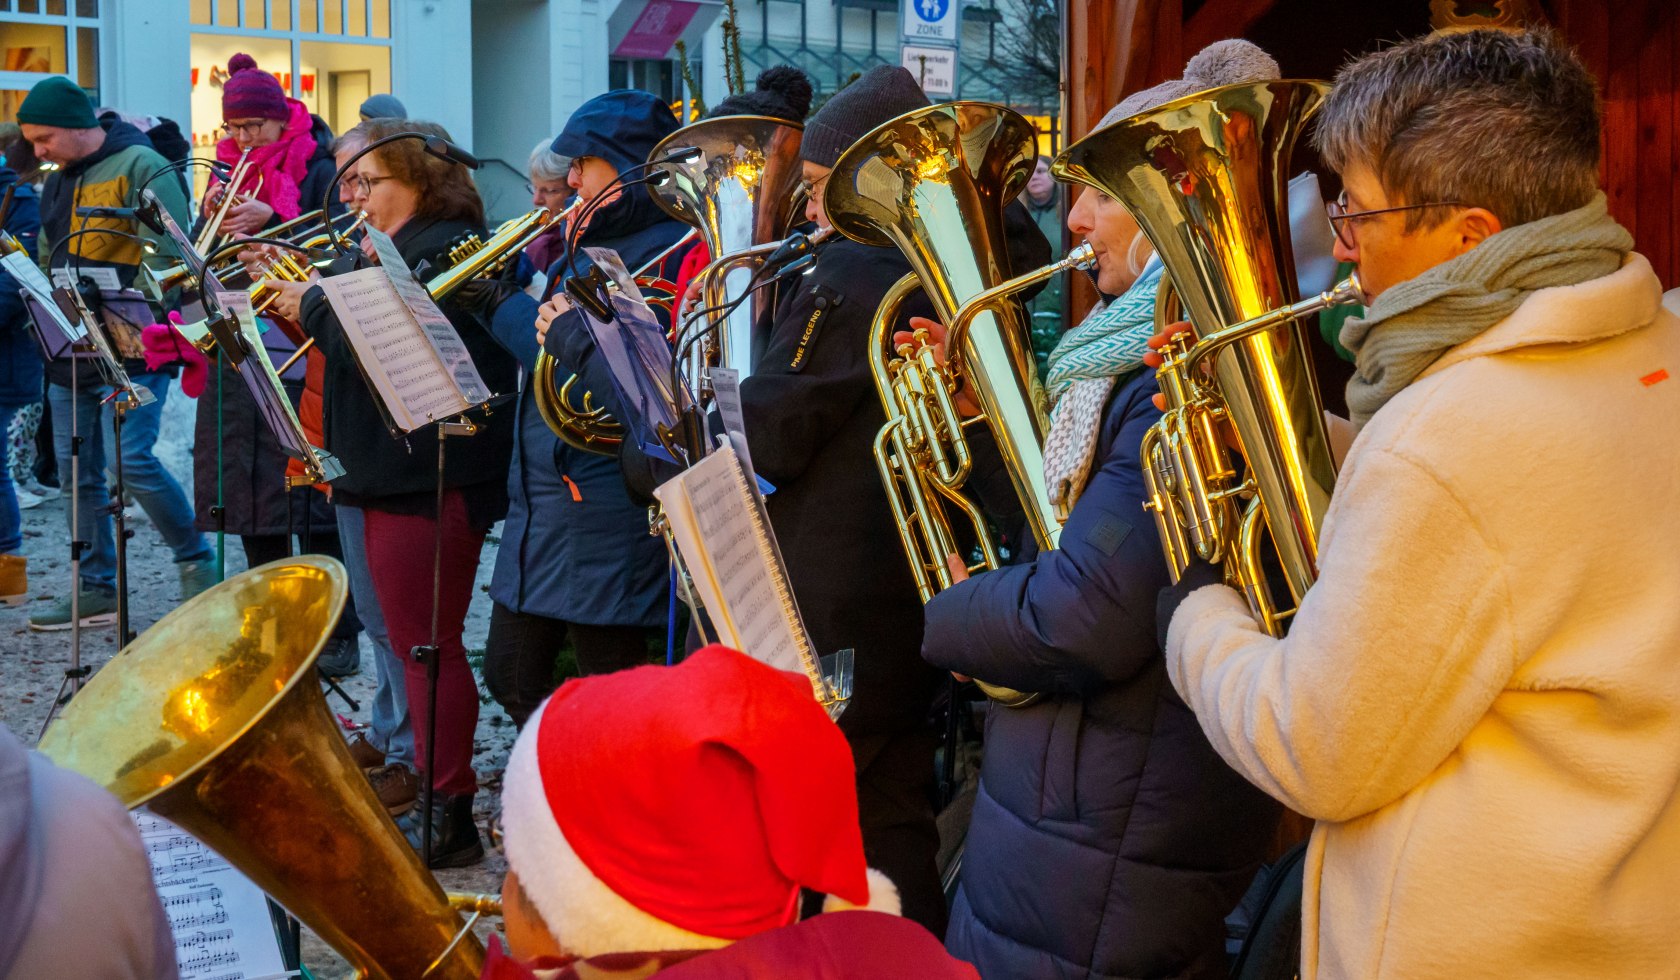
[76,0,97,15]
[299,1,317,33]
[0,22,69,75]
[190,0,211,25]
[214,0,238,27]
[371,0,388,38]
[75,26,94,88]
[346,0,366,37]
[323,0,343,35]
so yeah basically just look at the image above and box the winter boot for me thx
[398,792,483,868]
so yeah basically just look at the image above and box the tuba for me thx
[648,114,804,393]
[825,101,1051,707]
[1052,80,1360,635]
[37,557,493,979]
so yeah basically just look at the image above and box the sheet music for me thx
[654,444,809,675]
[134,810,294,980]
[51,265,122,291]
[2,249,83,341]
[365,226,491,404]
[316,265,468,432]
[208,283,343,483]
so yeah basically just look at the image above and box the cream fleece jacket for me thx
[1166,254,1680,979]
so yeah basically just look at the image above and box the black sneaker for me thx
[316,636,361,678]
[398,792,483,869]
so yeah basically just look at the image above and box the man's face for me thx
[566,156,620,209]
[1026,158,1054,205]
[1066,186,1144,296]
[1332,162,1500,301]
[333,149,365,210]
[801,162,833,230]
[532,175,570,212]
[21,123,97,167]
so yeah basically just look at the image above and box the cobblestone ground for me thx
[0,378,516,972]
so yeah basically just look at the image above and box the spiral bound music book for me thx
[654,441,854,715]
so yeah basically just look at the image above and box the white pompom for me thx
[822,868,902,916]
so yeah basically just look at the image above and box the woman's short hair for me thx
[1314,28,1601,230]
[361,118,485,227]
[528,140,570,184]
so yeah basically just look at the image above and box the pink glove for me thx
[140,312,209,398]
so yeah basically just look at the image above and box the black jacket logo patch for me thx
[789,285,842,372]
[1086,513,1132,557]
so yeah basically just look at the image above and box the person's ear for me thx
[1455,207,1503,254]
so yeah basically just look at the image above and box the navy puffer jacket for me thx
[924,370,1282,979]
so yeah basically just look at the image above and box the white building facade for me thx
[1,0,1054,214]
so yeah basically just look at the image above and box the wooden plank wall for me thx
[1543,1,1676,288]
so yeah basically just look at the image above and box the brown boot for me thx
[367,763,419,816]
[345,731,386,770]
[0,554,25,606]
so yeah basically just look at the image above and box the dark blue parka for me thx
[488,90,694,625]
[924,370,1282,980]
[0,169,42,408]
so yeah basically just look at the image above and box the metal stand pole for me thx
[416,417,476,867]
[109,389,133,645]
[42,350,92,736]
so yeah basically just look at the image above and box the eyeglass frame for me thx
[796,171,832,201]
[354,174,397,195]
[1325,190,1466,249]
[220,119,276,139]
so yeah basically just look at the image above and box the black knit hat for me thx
[800,65,931,168]
[710,66,814,123]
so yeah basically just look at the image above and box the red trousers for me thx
[363,491,485,797]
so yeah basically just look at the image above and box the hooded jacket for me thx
[1166,254,1680,979]
[37,119,191,389]
[489,90,696,626]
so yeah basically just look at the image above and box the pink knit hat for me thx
[221,53,288,121]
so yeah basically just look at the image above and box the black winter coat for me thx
[0,169,42,408]
[925,371,1282,979]
[299,215,517,523]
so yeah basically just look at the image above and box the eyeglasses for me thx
[220,120,271,139]
[796,172,832,200]
[355,174,396,195]
[1325,190,1465,249]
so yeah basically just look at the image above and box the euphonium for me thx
[649,114,804,392]
[38,557,494,979]
[825,101,1050,707]
[531,230,697,455]
[1052,80,1360,635]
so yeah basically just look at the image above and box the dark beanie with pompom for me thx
[709,66,815,123]
[799,64,930,168]
[221,53,289,122]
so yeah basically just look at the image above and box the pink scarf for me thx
[212,99,317,221]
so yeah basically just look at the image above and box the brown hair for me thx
[360,117,484,226]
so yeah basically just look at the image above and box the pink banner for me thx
[614,0,702,59]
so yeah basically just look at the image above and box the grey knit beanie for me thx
[801,65,932,168]
[1100,39,1281,128]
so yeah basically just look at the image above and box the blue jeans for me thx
[0,403,18,554]
[48,371,211,593]
[335,503,413,767]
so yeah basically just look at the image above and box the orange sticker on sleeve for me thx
[1640,369,1669,387]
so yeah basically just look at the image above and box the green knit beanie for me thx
[17,77,98,129]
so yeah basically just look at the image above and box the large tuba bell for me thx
[648,114,804,392]
[1052,80,1360,635]
[825,101,1051,707]
[38,557,489,979]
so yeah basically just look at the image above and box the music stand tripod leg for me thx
[41,347,93,737]
[109,389,133,645]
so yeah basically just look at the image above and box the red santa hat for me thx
[499,645,899,957]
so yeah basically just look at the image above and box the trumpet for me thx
[195,148,263,258]
[827,101,1051,708]
[148,209,365,295]
[1053,80,1361,635]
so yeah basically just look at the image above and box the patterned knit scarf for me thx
[1042,262,1163,517]
[1341,192,1632,426]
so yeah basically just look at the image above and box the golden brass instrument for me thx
[149,208,366,294]
[195,149,262,258]
[1052,80,1360,635]
[530,228,698,455]
[37,557,490,979]
[424,205,556,301]
[648,114,804,392]
[826,101,1051,708]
